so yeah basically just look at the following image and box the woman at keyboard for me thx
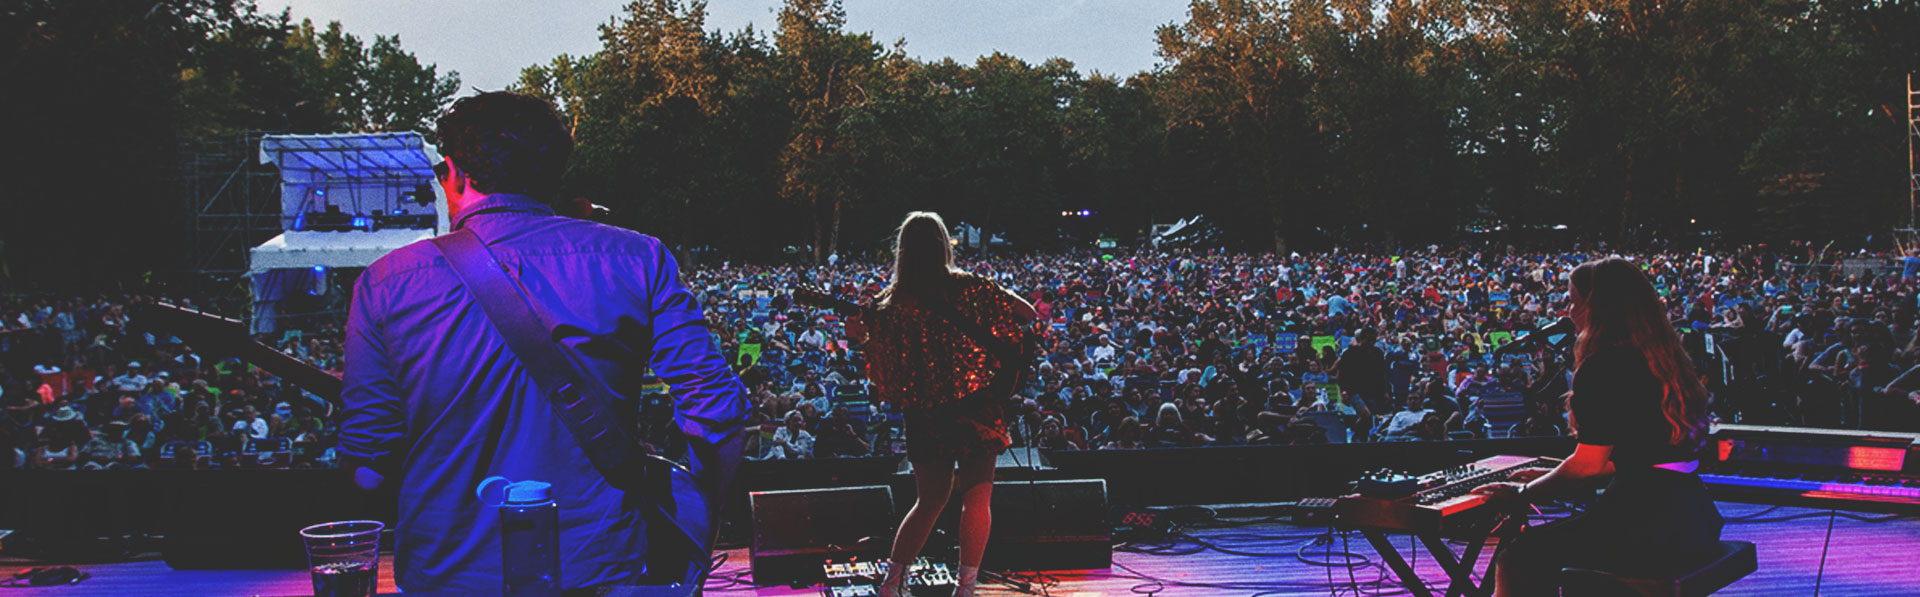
[1471,257,1722,596]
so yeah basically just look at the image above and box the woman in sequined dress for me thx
[845,212,1036,597]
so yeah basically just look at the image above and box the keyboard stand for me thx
[1355,512,1516,597]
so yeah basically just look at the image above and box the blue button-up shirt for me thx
[340,194,748,593]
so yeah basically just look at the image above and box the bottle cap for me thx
[477,477,554,506]
[505,480,553,505]
[476,476,513,507]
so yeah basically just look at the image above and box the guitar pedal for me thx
[1353,468,1421,498]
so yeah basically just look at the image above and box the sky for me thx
[256,0,1194,92]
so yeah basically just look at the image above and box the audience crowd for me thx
[692,243,1920,459]
[1,296,342,470]
[8,242,1920,468]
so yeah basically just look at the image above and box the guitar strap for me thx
[431,229,708,589]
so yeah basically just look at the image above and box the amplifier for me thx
[984,479,1111,571]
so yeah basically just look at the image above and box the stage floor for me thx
[1,503,1913,596]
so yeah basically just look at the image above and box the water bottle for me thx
[478,476,561,596]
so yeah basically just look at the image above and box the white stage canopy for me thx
[249,133,448,333]
[258,132,450,234]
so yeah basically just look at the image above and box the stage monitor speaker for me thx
[749,485,894,586]
[985,479,1111,571]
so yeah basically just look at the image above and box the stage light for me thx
[351,216,374,231]
[308,266,329,296]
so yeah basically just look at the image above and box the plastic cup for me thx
[300,520,384,597]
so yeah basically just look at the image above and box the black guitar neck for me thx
[791,288,870,316]
[135,302,344,401]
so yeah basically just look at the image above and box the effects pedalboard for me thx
[819,557,956,597]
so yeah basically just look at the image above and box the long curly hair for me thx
[1567,257,1708,445]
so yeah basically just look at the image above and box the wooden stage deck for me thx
[2,503,1913,596]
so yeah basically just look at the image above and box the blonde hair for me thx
[878,211,955,306]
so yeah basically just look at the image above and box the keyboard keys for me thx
[1702,473,1920,501]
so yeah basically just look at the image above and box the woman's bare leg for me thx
[953,452,998,596]
[883,457,955,597]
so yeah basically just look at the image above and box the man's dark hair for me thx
[435,92,572,202]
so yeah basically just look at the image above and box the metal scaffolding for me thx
[179,132,283,294]
[1909,73,1918,230]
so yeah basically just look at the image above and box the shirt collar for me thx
[451,193,555,231]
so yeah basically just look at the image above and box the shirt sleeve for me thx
[645,245,750,444]
[338,272,409,475]
[860,311,900,397]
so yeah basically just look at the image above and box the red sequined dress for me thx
[863,272,1029,463]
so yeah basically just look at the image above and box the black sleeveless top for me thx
[1570,344,1705,467]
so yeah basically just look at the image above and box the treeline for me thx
[3,1,1916,286]
[515,0,1918,261]
[2,0,456,286]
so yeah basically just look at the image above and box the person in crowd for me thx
[80,420,143,470]
[814,405,871,458]
[766,410,816,459]
[1099,416,1144,450]
[230,405,268,440]
[32,425,79,470]
[283,405,329,443]
[1145,402,1211,447]
[161,400,219,444]
[42,401,83,429]
[1033,414,1087,451]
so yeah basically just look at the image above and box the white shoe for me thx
[878,560,911,597]
[955,564,979,597]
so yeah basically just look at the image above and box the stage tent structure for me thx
[248,133,448,334]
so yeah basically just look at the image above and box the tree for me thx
[363,35,461,135]
[1154,0,1322,252]
[181,14,458,138]
[774,0,884,263]
[498,0,1920,261]
[2,0,227,285]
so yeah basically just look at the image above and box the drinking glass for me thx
[299,520,383,597]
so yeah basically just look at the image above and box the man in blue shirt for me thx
[340,92,749,593]
[1325,292,1350,318]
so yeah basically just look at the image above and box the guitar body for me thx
[628,454,709,596]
